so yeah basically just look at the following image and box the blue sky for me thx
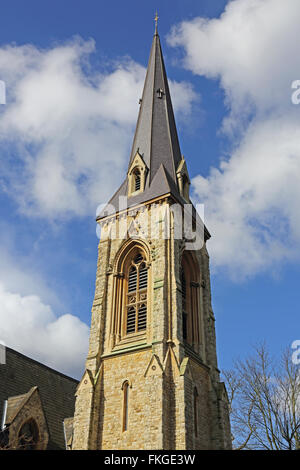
[0,0,299,378]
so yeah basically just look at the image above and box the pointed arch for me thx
[180,251,201,349]
[122,381,130,432]
[18,418,39,450]
[110,239,151,348]
[133,168,141,192]
[127,151,147,197]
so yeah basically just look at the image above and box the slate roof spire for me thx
[128,24,182,186]
[99,26,186,218]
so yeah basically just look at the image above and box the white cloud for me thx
[168,0,300,277]
[0,224,60,305]
[0,37,196,219]
[0,282,89,378]
[0,226,89,378]
[0,36,197,379]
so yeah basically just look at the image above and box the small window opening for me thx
[122,382,129,432]
[134,171,141,192]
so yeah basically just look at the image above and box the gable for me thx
[0,347,78,449]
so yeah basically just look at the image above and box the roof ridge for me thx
[157,163,172,191]
[5,347,79,382]
[157,38,178,181]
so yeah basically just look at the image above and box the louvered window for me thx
[135,172,141,192]
[137,304,147,330]
[128,266,137,292]
[135,254,143,263]
[139,263,148,289]
[126,307,136,334]
[126,252,148,335]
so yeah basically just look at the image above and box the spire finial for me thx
[154,11,159,34]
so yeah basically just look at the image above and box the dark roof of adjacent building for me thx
[0,347,78,449]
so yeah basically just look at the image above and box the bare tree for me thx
[223,343,300,450]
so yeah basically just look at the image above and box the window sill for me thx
[128,189,143,198]
[114,331,147,348]
[102,341,151,358]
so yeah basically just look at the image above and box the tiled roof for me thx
[0,347,78,449]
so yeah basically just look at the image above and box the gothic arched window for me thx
[127,151,147,197]
[18,419,39,450]
[129,167,143,195]
[181,252,200,349]
[122,381,130,432]
[125,253,148,335]
[134,169,141,192]
[110,242,150,349]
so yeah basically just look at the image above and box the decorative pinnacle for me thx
[154,11,159,34]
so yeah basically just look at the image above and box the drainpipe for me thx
[1,400,8,430]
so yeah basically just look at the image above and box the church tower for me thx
[71,23,231,450]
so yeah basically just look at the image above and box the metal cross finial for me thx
[154,11,159,33]
[156,88,164,99]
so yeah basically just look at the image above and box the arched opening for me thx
[122,381,130,432]
[18,419,39,450]
[181,252,200,349]
[130,168,142,194]
[134,170,141,192]
[125,252,148,335]
[111,241,150,347]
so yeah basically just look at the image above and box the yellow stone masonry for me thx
[72,201,232,450]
